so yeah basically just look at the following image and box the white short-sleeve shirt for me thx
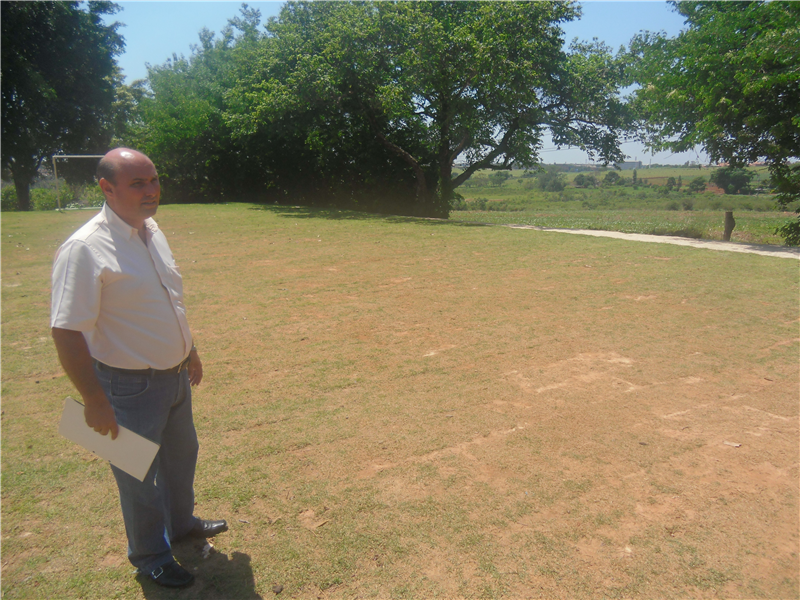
[51,203,193,370]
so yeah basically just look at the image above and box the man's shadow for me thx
[137,539,263,599]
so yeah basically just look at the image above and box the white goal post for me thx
[52,154,105,210]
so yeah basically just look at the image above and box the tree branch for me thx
[451,119,520,189]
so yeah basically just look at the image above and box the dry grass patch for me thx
[2,204,798,599]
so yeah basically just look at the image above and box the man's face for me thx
[100,151,161,229]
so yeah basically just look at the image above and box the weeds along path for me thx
[498,223,800,260]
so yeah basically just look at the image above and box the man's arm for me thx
[51,327,119,440]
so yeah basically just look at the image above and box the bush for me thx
[687,176,706,193]
[67,184,105,208]
[463,176,488,188]
[574,173,599,188]
[1,185,17,211]
[471,197,488,210]
[537,168,566,192]
[489,171,512,187]
[32,189,60,211]
[776,217,800,246]
[1,183,102,212]
[710,166,755,195]
[603,171,621,186]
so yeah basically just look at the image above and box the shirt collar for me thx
[102,203,159,239]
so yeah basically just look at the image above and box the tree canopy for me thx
[1,1,124,210]
[629,1,800,242]
[127,1,630,217]
[225,1,630,216]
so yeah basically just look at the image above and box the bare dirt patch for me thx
[2,206,797,599]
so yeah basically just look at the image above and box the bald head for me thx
[97,148,154,185]
[97,148,161,230]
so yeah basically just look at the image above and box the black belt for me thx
[95,354,191,377]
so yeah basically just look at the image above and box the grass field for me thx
[450,209,794,246]
[2,204,798,599]
[451,166,798,247]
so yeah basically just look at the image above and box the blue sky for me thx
[107,1,702,165]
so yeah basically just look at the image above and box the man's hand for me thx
[188,346,203,386]
[52,327,119,440]
[84,393,119,440]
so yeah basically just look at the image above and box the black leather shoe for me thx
[149,561,194,588]
[185,518,228,539]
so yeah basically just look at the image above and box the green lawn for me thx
[2,204,798,599]
[450,209,793,245]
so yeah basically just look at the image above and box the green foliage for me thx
[775,219,800,246]
[629,1,800,242]
[489,171,513,187]
[538,167,568,192]
[1,183,102,212]
[574,173,599,188]
[1,185,17,212]
[220,1,630,216]
[126,13,256,203]
[710,167,756,195]
[1,1,123,210]
[604,171,621,186]
[687,177,706,193]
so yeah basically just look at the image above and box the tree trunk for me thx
[437,104,454,210]
[13,172,32,211]
[438,146,454,213]
[723,211,735,241]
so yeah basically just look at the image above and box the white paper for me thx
[58,397,160,482]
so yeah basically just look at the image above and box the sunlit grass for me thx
[451,209,792,245]
[2,204,797,599]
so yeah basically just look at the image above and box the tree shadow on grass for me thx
[248,203,489,228]
[137,539,262,600]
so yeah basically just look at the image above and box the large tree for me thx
[226,1,630,217]
[629,1,800,243]
[125,5,313,204]
[1,1,123,210]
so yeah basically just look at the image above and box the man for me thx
[51,148,226,588]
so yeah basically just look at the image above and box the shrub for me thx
[450,195,468,211]
[537,168,567,192]
[687,176,706,193]
[776,218,800,246]
[603,171,621,186]
[574,173,598,188]
[463,176,488,188]
[489,171,512,187]
[32,189,60,211]
[710,166,755,195]
[1,185,17,211]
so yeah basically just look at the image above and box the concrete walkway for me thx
[502,224,800,260]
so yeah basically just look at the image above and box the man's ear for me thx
[98,178,114,199]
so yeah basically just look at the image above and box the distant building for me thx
[616,161,642,170]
